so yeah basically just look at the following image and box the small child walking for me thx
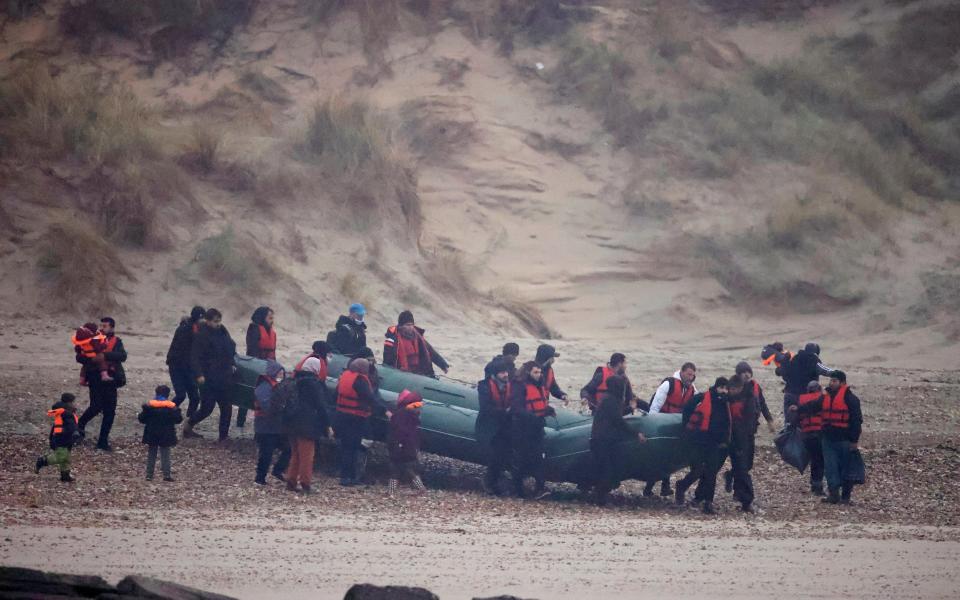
[138,385,182,482]
[35,393,80,482]
[387,389,426,495]
[72,322,111,385]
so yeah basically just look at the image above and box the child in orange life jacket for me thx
[35,393,81,482]
[72,322,112,385]
[138,385,182,482]
[387,390,426,495]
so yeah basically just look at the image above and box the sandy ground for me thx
[1,320,959,599]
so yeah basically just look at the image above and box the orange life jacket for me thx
[822,385,850,430]
[686,390,730,437]
[47,408,77,435]
[101,335,118,354]
[488,379,511,411]
[541,367,557,400]
[293,353,328,380]
[72,330,105,358]
[797,391,824,433]
[337,370,372,418]
[762,350,794,369]
[729,394,747,422]
[589,365,616,410]
[524,382,550,417]
[662,378,694,414]
[148,399,176,409]
[390,326,424,373]
[257,325,277,360]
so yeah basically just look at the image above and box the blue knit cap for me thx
[349,303,366,317]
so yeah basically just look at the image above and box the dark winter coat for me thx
[682,387,732,446]
[48,402,79,450]
[138,400,183,448]
[190,324,237,385]
[388,409,421,464]
[329,315,367,356]
[510,374,554,435]
[166,317,198,370]
[591,391,634,442]
[284,372,331,440]
[581,367,638,413]
[77,334,127,388]
[782,350,832,394]
[729,387,758,446]
[476,377,511,447]
[253,373,285,436]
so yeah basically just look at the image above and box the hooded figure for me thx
[253,360,291,486]
[535,344,567,402]
[165,306,205,418]
[246,306,277,360]
[328,303,368,356]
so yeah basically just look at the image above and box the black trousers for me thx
[729,435,755,507]
[804,433,825,489]
[590,438,619,500]
[678,444,725,504]
[512,420,545,495]
[484,425,512,489]
[255,433,291,481]
[168,365,200,419]
[189,381,233,440]
[236,407,249,427]
[78,383,118,448]
[335,412,368,481]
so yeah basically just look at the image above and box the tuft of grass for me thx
[421,249,474,301]
[180,125,221,174]
[552,35,654,146]
[300,98,422,238]
[491,288,555,339]
[37,220,135,311]
[238,70,292,105]
[339,272,372,310]
[0,67,157,167]
[192,227,272,292]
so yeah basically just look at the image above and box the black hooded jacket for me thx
[682,387,732,446]
[166,316,199,369]
[329,315,367,356]
[190,324,237,385]
[245,306,275,359]
[783,350,833,394]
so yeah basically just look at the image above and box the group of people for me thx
[37,304,865,513]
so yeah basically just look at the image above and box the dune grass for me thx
[37,221,135,312]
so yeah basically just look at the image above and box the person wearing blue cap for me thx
[327,303,367,356]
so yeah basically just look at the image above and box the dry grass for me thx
[36,220,135,312]
[179,125,221,174]
[490,288,555,339]
[339,272,373,310]
[0,67,157,167]
[238,70,292,105]
[300,98,422,238]
[399,96,477,164]
[192,227,272,293]
[421,249,474,301]
[552,35,655,147]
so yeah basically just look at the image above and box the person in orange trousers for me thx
[284,357,332,494]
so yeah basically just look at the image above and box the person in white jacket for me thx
[644,362,697,496]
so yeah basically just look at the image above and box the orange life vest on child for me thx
[822,385,850,430]
[797,391,824,433]
[47,408,78,435]
[337,370,372,418]
[72,329,105,358]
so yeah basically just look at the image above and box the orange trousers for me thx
[285,437,316,487]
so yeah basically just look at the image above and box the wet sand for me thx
[2,515,958,599]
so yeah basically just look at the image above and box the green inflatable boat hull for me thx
[231,354,692,484]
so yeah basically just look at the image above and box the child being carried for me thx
[72,322,112,385]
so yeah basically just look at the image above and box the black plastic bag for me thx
[845,449,866,485]
[774,425,810,473]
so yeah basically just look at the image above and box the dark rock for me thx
[344,584,440,600]
[0,567,113,596]
[115,576,237,600]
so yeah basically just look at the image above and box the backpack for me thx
[267,378,297,420]
[647,377,673,405]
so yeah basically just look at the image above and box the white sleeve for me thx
[649,381,670,414]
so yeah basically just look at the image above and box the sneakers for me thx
[660,483,674,497]
[60,471,75,483]
[286,480,298,492]
[810,485,825,496]
[34,456,47,474]
[822,488,840,504]
[702,501,715,515]
[182,422,202,439]
[642,481,655,497]
[95,444,113,452]
[740,504,754,513]
[163,477,175,482]
[99,371,114,382]
[301,484,312,495]
[255,476,267,486]
[272,472,286,483]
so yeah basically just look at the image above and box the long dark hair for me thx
[251,306,272,328]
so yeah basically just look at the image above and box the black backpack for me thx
[267,378,297,420]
